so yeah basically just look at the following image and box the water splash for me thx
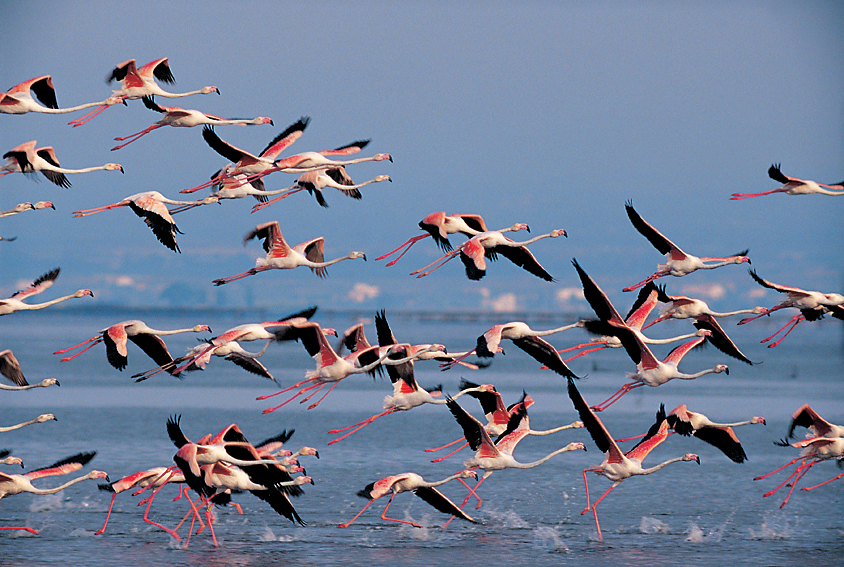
[533,526,570,552]
[639,516,671,534]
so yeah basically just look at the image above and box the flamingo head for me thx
[566,442,587,452]
[510,222,530,233]
[76,289,95,298]
[298,447,320,459]
[36,413,57,423]
[683,453,701,464]
[349,251,367,261]
[105,163,124,173]
[2,456,23,468]
[202,86,221,95]
[752,416,766,425]
[34,201,55,210]
[750,306,767,315]
[40,378,60,388]
[257,117,273,125]
[715,364,729,375]
[193,324,212,333]
[822,293,844,306]
[459,469,478,480]
[89,470,111,481]
[373,153,392,162]
[550,228,567,238]
[374,175,392,183]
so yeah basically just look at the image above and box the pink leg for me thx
[729,190,778,200]
[589,485,617,542]
[425,437,466,453]
[801,472,844,491]
[261,383,322,414]
[753,456,803,481]
[591,382,642,412]
[430,442,470,463]
[67,104,111,127]
[142,482,182,541]
[439,348,477,371]
[380,494,422,528]
[0,526,39,535]
[211,269,259,286]
[305,382,340,409]
[762,314,803,347]
[327,409,398,445]
[563,345,607,363]
[52,336,100,356]
[94,493,118,535]
[250,187,307,213]
[622,271,666,293]
[374,233,429,263]
[410,249,462,278]
[257,377,315,400]
[762,460,809,497]
[111,124,161,150]
[338,497,380,528]
[779,460,818,508]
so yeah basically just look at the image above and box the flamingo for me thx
[212,221,366,285]
[110,96,272,150]
[67,57,219,127]
[665,404,764,463]
[267,138,392,173]
[737,269,844,347]
[0,140,124,188]
[643,287,766,326]
[250,170,392,212]
[338,470,480,529]
[258,322,437,412]
[445,396,586,511]
[730,163,844,199]
[0,268,93,316]
[755,435,844,508]
[587,324,729,412]
[567,377,699,541]
[72,191,220,252]
[559,260,706,364]
[0,452,108,535]
[0,75,124,116]
[412,228,567,281]
[622,201,750,292]
[376,212,530,266]
[0,414,56,433]
[441,320,582,377]
[53,320,211,371]
[204,170,297,202]
[95,466,187,535]
[0,201,54,218]
[785,404,844,440]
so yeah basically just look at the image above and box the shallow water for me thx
[1,307,842,566]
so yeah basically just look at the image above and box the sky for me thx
[1,1,842,316]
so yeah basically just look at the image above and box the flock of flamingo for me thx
[2,57,843,546]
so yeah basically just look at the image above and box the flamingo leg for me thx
[250,187,307,213]
[581,468,594,515]
[753,456,803,481]
[94,493,118,535]
[52,335,100,355]
[377,234,431,266]
[589,485,618,542]
[729,189,780,200]
[337,496,380,528]
[442,475,485,528]
[439,348,477,371]
[558,340,605,354]
[141,480,182,541]
[327,408,398,445]
[306,381,340,409]
[380,493,423,528]
[563,345,607,363]
[762,459,809,497]
[57,339,103,361]
[761,314,804,347]
[590,382,642,412]
[738,306,780,325]
[779,460,818,508]
[110,124,162,150]
[0,526,39,535]
[800,472,844,491]
[261,382,322,414]
[212,268,261,286]
[71,203,125,217]
[622,271,667,293]
[430,442,470,463]
[425,437,466,453]
[411,249,462,278]
[67,103,112,127]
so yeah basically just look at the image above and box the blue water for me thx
[1,307,842,566]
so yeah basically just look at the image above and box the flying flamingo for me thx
[258,322,437,412]
[730,163,844,199]
[67,57,219,127]
[0,201,54,218]
[338,470,480,529]
[0,75,124,116]
[212,221,366,285]
[0,140,124,188]
[250,170,392,212]
[754,435,844,508]
[180,118,310,194]
[110,96,273,150]
[0,452,108,535]
[622,201,750,292]
[53,320,211,371]
[72,191,220,252]
[95,466,187,535]
[0,413,56,433]
[784,404,844,440]
[643,287,766,326]
[376,212,530,266]
[445,396,586,512]
[412,228,567,281]
[0,450,23,467]
[441,320,583,377]
[0,267,93,316]
[665,405,764,463]
[567,377,699,541]
[737,269,844,347]
[586,324,729,412]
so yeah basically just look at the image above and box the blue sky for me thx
[1,1,842,315]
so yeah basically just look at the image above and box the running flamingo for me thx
[338,470,480,528]
[567,377,699,541]
[730,163,844,199]
[0,268,93,316]
[212,221,366,285]
[623,201,750,292]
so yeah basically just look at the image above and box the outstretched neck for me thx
[27,474,96,495]
[640,456,687,475]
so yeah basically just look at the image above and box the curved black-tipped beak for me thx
[56,380,61,387]
[694,456,701,465]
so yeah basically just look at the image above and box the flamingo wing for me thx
[446,397,493,453]
[662,336,706,366]
[493,244,554,282]
[572,259,625,324]
[625,201,683,257]
[107,60,137,84]
[748,269,808,297]
[141,95,167,113]
[624,282,660,329]
[103,327,130,370]
[692,426,747,463]
[625,407,669,462]
[258,116,309,159]
[692,314,753,364]
[0,349,27,386]
[226,352,273,380]
[767,163,793,185]
[29,76,59,109]
[788,405,832,439]
[129,333,175,369]
[319,139,370,157]
[128,201,181,253]
[512,335,577,378]
[25,452,96,480]
[414,486,479,523]
[202,125,251,164]
[567,377,623,462]
[11,267,59,299]
[300,237,327,277]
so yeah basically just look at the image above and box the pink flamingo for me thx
[0,413,56,433]
[567,377,700,541]
[0,450,23,467]
[68,57,219,126]
[738,269,844,347]
[338,470,480,529]
[95,466,189,535]
[0,140,123,188]
[212,221,366,285]
[72,191,219,252]
[54,320,211,371]
[0,452,109,535]
[375,212,529,266]
[665,404,764,463]
[623,201,750,292]
[786,404,844,440]
[0,267,92,317]
[0,75,123,116]
[731,163,844,199]
[412,228,566,281]
[251,170,392,212]
[111,96,272,150]
[0,201,54,218]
